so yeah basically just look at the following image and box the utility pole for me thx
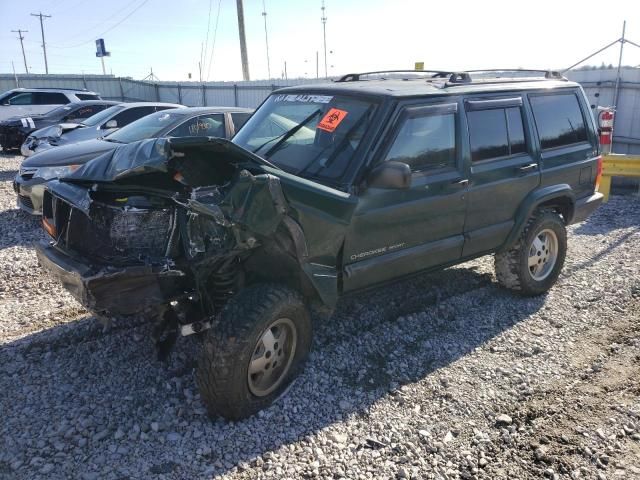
[262,0,271,79]
[11,30,29,74]
[321,0,328,78]
[236,0,250,81]
[31,12,51,74]
[11,61,19,88]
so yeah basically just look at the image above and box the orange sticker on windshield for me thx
[317,108,348,132]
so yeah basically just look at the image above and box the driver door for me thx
[343,101,468,292]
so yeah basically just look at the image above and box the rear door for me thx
[33,92,70,115]
[528,89,599,200]
[343,100,468,292]
[462,96,540,257]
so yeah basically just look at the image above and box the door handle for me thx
[517,163,538,173]
[451,178,469,187]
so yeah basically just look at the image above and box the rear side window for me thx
[231,112,251,131]
[530,93,588,149]
[66,104,109,121]
[112,106,156,127]
[76,94,100,101]
[169,114,225,138]
[35,92,70,105]
[467,107,526,162]
[384,110,456,172]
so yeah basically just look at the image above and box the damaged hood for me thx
[63,136,278,184]
[22,138,118,168]
[49,136,289,238]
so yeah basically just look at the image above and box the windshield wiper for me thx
[102,137,124,143]
[252,108,322,157]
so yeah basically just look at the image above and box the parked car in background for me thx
[0,100,119,152]
[14,106,252,214]
[0,88,101,121]
[20,102,184,156]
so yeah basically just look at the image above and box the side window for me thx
[111,106,155,127]
[66,105,107,121]
[35,92,70,105]
[383,110,456,173]
[7,92,34,105]
[76,94,100,101]
[530,93,588,149]
[467,106,527,161]
[169,114,225,138]
[231,112,251,131]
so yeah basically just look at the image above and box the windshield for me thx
[233,93,376,184]
[82,105,124,126]
[106,110,185,143]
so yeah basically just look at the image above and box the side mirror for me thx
[367,161,412,190]
[104,119,118,129]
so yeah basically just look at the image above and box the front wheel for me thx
[495,209,567,296]
[196,283,312,420]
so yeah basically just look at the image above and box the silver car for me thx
[21,102,184,156]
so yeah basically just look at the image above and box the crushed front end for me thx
[36,137,288,333]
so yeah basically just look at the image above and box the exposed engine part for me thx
[180,319,213,336]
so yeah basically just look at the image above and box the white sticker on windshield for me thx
[273,94,333,104]
[158,114,170,121]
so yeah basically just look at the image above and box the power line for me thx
[52,0,150,49]
[205,0,223,81]
[31,12,51,74]
[202,0,214,79]
[11,29,29,74]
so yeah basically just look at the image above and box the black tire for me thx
[495,209,567,296]
[196,283,312,420]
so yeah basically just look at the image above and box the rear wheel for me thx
[495,209,567,296]
[196,283,312,420]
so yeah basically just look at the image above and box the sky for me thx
[0,0,639,82]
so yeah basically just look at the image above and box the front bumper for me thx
[0,127,27,151]
[572,192,604,224]
[35,241,186,315]
[13,175,45,215]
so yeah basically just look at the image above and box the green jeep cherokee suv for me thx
[36,70,603,419]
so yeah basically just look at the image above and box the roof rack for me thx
[335,69,567,85]
[336,70,455,82]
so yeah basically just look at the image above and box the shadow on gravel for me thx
[0,169,18,182]
[0,263,547,478]
[0,208,42,250]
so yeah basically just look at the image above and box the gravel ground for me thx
[0,151,639,480]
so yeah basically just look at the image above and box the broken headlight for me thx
[34,164,81,180]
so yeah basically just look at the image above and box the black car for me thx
[14,106,253,214]
[0,100,119,151]
[36,69,603,420]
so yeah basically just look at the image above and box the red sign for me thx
[317,108,348,133]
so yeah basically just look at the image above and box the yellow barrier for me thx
[599,154,640,202]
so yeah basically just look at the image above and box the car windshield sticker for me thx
[317,108,348,132]
[273,94,333,104]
